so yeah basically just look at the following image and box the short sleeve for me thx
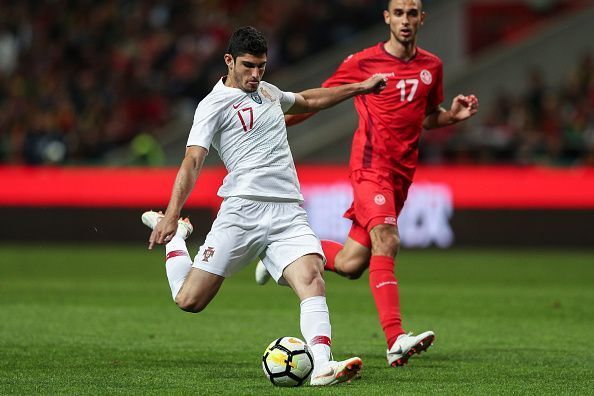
[260,81,296,114]
[428,62,444,108]
[186,100,221,150]
[280,91,296,113]
[322,54,360,88]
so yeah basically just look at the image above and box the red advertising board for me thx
[1,165,593,209]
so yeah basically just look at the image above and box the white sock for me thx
[165,235,192,300]
[300,296,332,371]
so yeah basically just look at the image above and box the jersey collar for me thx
[380,42,418,64]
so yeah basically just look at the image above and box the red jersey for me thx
[323,43,443,181]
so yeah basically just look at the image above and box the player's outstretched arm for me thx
[148,145,207,249]
[286,74,387,115]
[423,94,479,130]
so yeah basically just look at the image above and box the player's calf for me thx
[333,258,367,280]
[328,238,371,279]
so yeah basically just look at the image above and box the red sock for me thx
[320,240,343,272]
[369,255,404,348]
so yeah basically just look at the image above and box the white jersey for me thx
[187,78,303,202]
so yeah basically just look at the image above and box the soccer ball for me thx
[262,336,314,387]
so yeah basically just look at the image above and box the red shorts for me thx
[344,169,411,248]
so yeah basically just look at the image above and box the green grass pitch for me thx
[1,244,593,394]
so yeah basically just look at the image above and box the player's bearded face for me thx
[226,53,267,93]
[384,0,425,45]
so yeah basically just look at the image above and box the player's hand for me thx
[361,74,389,94]
[450,94,479,121]
[148,215,178,250]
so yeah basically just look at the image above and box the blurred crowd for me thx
[0,0,384,165]
[422,53,594,166]
[0,0,592,167]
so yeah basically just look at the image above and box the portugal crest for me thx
[202,246,215,262]
[250,93,262,104]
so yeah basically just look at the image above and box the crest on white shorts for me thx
[420,69,432,85]
[374,194,386,206]
[202,246,215,262]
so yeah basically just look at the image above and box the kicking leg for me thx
[174,268,224,313]
[142,210,224,313]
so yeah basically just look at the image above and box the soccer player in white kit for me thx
[142,27,387,386]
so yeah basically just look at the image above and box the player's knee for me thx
[391,234,401,254]
[177,300,207,313]
[384,234,400,256]
[307,269,326,290]
[300,266,326,295]
[371,232,400,257]
[175,293,208,313]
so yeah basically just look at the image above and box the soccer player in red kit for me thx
[256,0,479,366]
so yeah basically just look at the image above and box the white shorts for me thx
[193,197,325,283]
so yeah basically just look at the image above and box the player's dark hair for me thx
[386,0,423,10]
[226,26,268,59]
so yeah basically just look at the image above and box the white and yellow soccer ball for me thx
[262,336,314,387]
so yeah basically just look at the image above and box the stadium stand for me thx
[0,0,386,165]
[421,52,594,166]
[277,0,594,166]
[0,0,592,166]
